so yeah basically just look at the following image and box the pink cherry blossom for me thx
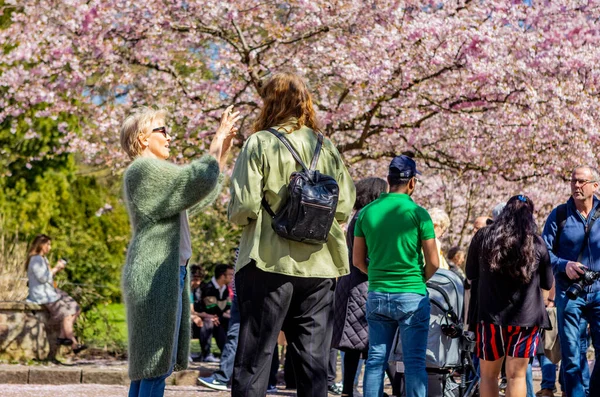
[2,1,599,243]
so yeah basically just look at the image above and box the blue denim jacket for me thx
[542,196,600,292]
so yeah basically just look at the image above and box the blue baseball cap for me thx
[388,155,421,179]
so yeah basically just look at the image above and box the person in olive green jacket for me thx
[120,105,239,397]
[228,72,356,397]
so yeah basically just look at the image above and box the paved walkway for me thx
[0,384,228,397]
[0,379,555,397]
[0,357,558,396]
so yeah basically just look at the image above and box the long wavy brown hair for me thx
[253,72,321,133]
[24,234,51,271]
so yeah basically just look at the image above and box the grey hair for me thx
[572,165,600,182]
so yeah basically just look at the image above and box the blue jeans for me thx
[526,363,534,397]
[129,266,187,397]
[363,292,430,397]
[556,286,600,397]
[538,354,557,390]
[213,294,240,384]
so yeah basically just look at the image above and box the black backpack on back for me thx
[261,128,339,245]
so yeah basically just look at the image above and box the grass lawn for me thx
[79,302,223,357]
[80,302,128,354]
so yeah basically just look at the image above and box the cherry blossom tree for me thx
[2,0,600,244]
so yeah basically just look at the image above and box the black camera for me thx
[566,269,600,300]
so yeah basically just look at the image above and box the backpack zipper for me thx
[300,201,331,210]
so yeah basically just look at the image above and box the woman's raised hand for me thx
[209,105,241,170]
[217,105,241,147]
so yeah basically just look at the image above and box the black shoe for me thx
[57,338,73,346]
[72,344,87,354]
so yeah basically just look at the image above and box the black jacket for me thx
[332,212,369,353]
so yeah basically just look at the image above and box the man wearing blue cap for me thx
[353,155,440,397]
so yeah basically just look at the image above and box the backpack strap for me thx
[553,203,568,253]
[586,204,600,233]
[262,128,319,217]
[261,197,276,218]
[576,204,600,263]
[309,133,324,171]
[267,128,310,173]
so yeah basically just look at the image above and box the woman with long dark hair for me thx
[331,177,387,397]
[25,234,85,352]
[466,195,553,397]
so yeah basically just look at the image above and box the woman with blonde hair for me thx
[228,72,356,397]
[120,105,239,397]
[25,234,85,352]
[429,207,451,270]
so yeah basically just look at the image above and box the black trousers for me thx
[342,350,363,395]
[284,345,297,389]
[232,262,335,397]
[269,344,279,387]
[328,348,338,387]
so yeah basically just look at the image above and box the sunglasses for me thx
[152,126,168,138]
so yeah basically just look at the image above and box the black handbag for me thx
[261,128,339,244]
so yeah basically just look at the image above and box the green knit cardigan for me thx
[122,155,223,381]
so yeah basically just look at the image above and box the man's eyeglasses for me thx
[570,178,597,186]
[152,126,168,138]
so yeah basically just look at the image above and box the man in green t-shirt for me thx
[353,155,439,397]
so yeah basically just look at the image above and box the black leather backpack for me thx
[261,128,339,244]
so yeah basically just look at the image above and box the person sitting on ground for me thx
[25,234,86,353]
[198,264,234,362]
[189,264,205,359]
[198,249,240,390]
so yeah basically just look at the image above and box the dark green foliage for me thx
[0,100,243,354]
[0,107,131,355]
[1,168,131,303]
[0,107,77,187]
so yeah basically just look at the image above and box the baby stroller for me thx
[389,269,479,397]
